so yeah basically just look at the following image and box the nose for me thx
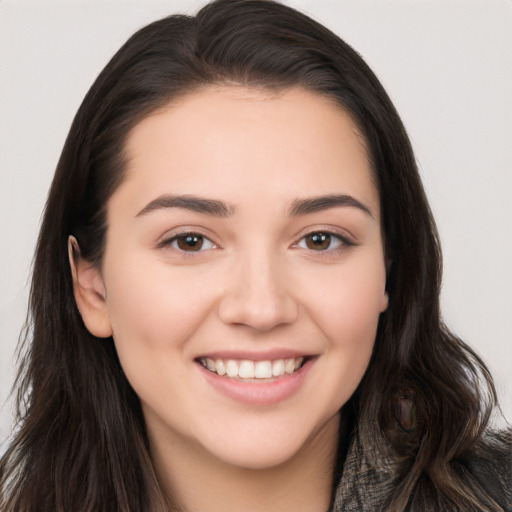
[218,250,299,332]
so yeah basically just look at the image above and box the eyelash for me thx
[159,230,354,255]
[294,231,355,254]
[158,232,217,253]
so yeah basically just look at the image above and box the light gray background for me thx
[1,0,511,447]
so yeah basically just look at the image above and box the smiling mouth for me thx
[197,357,307,380]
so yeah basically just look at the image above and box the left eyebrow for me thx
[289,194,374,218]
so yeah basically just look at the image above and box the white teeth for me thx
[272,359,285,377]
[215,359,226,376]
[284,358,295,374]
[238,360,255,379]
[200,356,306,379]
[254,360,272,378]
[226,360,238,378]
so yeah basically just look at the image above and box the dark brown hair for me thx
[1,1,509,510]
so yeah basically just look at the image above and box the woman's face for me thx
[75,86,388,470]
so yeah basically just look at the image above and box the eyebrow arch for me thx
[289,194,373,218]
[136,194,236,218]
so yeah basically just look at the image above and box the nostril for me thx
[218,292,298,331]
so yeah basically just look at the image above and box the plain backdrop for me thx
[1,0,511,448]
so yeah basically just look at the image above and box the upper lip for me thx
[195,349,316,361]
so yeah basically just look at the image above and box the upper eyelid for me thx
[294,231,353,248]
[157,227,219,246]
[157,233,218,256]
[293,226,356,244]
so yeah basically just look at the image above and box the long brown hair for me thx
[1,1,508,510]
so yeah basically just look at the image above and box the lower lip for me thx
[197,359,314,406]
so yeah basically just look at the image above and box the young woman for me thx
[1,1,510,511]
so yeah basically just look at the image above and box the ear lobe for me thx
[380,291,389,312]
[380,258,392,312]
[68,236,113,338]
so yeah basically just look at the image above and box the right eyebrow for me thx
[135,194,236,218]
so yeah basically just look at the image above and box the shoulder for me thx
[332,427,512,512]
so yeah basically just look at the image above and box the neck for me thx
[149,414,341,512]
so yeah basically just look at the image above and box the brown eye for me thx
[163,232,216,253]
[175,234,206,251]
[296,231,350,253]
[305,233,332,250]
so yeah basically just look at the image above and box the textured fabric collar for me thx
[331,428,397,511]
[331,426,512,512]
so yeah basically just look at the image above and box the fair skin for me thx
[71,86,388,512]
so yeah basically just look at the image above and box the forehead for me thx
[119,85,378,216]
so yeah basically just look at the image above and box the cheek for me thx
[102,252,217,355]
[322,282,383,407]
[100,254,221,414]
[303,254,386,334]
[298,253,386,382]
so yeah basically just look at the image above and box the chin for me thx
[199,413,339,471]
[209,440,306,470]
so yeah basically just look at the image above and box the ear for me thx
[68,236,113,338]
